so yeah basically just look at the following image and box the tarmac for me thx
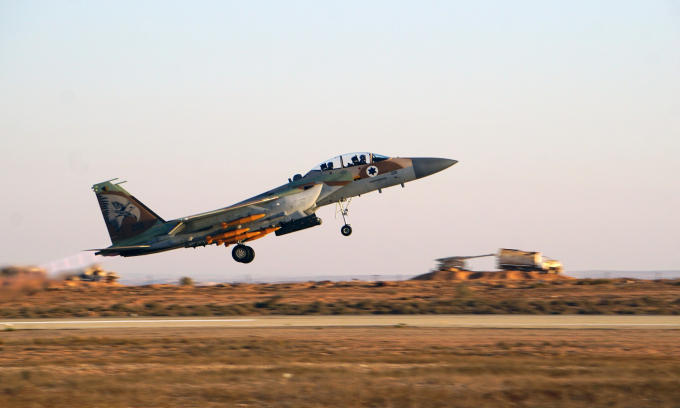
[2,315,680,330]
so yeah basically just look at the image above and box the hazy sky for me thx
[1,1,679,281]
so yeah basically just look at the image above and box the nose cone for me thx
[411,157,458,179]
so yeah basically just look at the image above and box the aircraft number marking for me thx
[131,222,145,231]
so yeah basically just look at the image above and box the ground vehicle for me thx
[66,265,120,283]
[435,254,494,271]
[497,249,563,274]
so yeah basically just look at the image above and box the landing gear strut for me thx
[232,244,255,263]
[336,198,353,236]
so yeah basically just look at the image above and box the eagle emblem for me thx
[98,194,141,232]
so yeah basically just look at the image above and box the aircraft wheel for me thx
[232,245,250,263]
[242,246,255,264]
[341,225,352,236]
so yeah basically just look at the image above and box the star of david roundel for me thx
[366,166,379,177]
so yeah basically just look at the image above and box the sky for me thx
[1,1,679,282]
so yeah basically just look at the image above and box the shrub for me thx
[577,279,613,285]
[531,301,548,312]
[456,283,472,299]
[179,276,194,286]
[307,301,329,314]
[356,299,375,309]
[111,303,129,312]
[190,305,212,316]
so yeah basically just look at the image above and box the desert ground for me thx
[1,275,679,317]
[1,325,679,407]
[2,274,680,407]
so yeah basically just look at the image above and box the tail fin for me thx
[92,179,165,245]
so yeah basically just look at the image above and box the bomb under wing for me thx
[206,228,250,245]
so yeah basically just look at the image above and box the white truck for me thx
[497,249,563,274]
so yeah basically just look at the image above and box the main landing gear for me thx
[336,198,353,236]
[232,244,255,263]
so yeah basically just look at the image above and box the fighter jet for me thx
[89,153,457,263]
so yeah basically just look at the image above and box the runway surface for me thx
[2,315,680,330]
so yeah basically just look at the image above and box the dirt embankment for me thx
[1,275,679,318]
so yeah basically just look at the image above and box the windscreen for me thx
[341,152,370,168]
[308,156,342,173]
[372,153,390,163]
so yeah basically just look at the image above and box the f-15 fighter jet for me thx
[89,153,457,263]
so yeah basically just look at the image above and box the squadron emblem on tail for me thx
[97,194,140,232]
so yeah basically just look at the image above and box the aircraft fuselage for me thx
[90,154,457,260]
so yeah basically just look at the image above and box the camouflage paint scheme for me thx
[90,153,457,258]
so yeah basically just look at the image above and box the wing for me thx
[172,195,279,224]
[168,183,320,233]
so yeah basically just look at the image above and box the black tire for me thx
[242,246,255,264]
[232,245,249,263]
[341,225,352,236]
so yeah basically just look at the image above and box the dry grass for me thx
[0,326,679,407]
[1,278,680,318]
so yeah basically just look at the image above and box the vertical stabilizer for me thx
[92,180,165,245]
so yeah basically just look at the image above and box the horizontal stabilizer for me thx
[85,245,151,252]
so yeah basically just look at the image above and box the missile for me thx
[206,228,251,244]
[242,234,265,243]
[243,227,280,243]
[221,214,266,229]
[222,230,262,246]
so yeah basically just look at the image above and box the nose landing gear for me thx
[232,244,255,263]
[336,198,353,237]
[341,225,353,236]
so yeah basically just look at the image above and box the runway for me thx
[2,315,680,330]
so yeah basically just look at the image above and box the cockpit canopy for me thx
[307,152,390,174]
